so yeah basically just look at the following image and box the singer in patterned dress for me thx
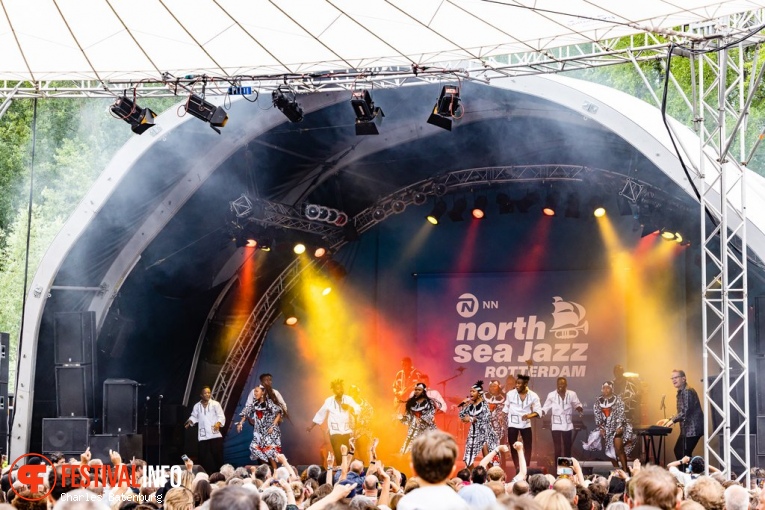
[583,381,635,474]
[484,380,508,466]
[236,385,283,470]
[459,381,498,467]
[398,382,438,453]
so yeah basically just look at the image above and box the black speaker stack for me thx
[0,332,9,454]
[44,312,143,458]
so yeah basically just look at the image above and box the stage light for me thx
[542,191,558,216]
[660,228,677,240]
[496,193,514,214]
[322,286,332,296]
[593,207,606,218]
[373,208,386,221]
[675,233,683,243]
[472,196,488,219]
[318,207,330,221]
[516,191,538,213]
[392,200,406,214]
[294,243,306,254]
[246,238,258,248]
[314,247,327,258]
[280,301,298,326]
[434,183,448,196]
[351,90,384,135]
[305,204,321,220]
[260,237,273,251]
[413,192,428,205]
[448,198,467,222]
[184,94,228,134]
[334,212,348,227]
[564,193,580,218]
[427,85,462,131]
[426,199,447,225]
[272,86,303,123]
[110,96,156,135]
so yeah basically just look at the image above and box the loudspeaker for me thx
[42,418,90,453]
[54,311,95,364]
[89,434,144,463]
[0,332,8,383]
[56,365,94,417]
[103,379,138,434]
[758,416,765,456]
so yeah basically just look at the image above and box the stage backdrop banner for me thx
[416,271,625,401]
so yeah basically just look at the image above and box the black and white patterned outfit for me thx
[399,398,437,454]
[459,400,498,466]
[240,397,283,462]
[484,391,508,445]
[584,394,635,461]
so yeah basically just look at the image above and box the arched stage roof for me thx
[5,1,765,463]
[13,71,765,457]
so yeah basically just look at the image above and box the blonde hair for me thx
[163,487,194,510]
[534,489,572,510]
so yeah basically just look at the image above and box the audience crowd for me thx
[2,431,764,510]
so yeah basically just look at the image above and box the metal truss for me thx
[212,164,673,411]
[618,11,759,482]
[230,194,342,241]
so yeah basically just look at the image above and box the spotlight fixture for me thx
[314,247,327,258]
[433,183,448,196]
[660,228,677,241]
[391,200,406,214]
[305,204,321,220]
[304,204,348,226]
[564,193,580,218]
[448,198,467,222]
[472,196,488,219]
[184,94,228,134]
[373,208,387,221]
[294,243,306,255]
[245,238,258,248]
[413,192,428,205]
[593,207,606,218]
[280,301,298,326]
[516,191,538,213]
[321,286,332,296]
[496,193,514,214]
[351,90,384,135]
[259,237,273,251]
[542,191,559,217]
[426,199,447,225]
[334,212,348,227]
[427,85,463,131]
[272,86,303,123]
[110,96,156,135]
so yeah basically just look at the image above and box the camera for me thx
[557,457,574,476]
[181,454,190,462]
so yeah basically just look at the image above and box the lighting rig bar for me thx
[230,194,342,241]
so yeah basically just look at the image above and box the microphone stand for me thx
[435,369,465,439]
[157,395,163,464]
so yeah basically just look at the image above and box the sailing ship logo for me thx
[550,296,589,339]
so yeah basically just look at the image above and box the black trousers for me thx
[551,430,573,460]
[507,427,533,473]
[330,433,352,461]
[198,437,223,474]
[674,434,702,460]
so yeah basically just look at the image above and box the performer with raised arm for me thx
[657,369,704,459]
[184,386,225,475]
[307,379,360,461]
[541,377,583,460]
[236,384,283,471]
[458,381,498,468]
[502,374,540,475]
[392,357,423,410]
[398,382,438,453]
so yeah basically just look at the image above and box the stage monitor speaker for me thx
[89,434,144,462]
[89,434,120,463]
[54,311,95,365]
[0,332,8,383]
[42,418,90,453]
[103,379,138,434]
[56,365,94,417]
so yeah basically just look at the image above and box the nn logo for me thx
[12,453,55,501]
[456,293,479,318]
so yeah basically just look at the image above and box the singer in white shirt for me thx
[306,379,360,461]
[541,377,583,459]
[502,374,540,475]
[185,386,225,474]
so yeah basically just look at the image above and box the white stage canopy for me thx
[2,0,765,83]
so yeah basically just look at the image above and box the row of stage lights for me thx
[424,191,607,225]
[111,85,463,135]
